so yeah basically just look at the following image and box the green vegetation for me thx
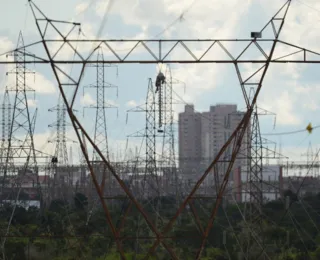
[1,191,320,259]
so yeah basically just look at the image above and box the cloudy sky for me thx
[0,0,320,167]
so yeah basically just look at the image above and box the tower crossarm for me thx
[4,39,320,64]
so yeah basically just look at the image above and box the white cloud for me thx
[125,98,147,109]
[27,99,38,108]
[0,37,13,57]
[105,99,118,107]
[34,131,53,149]
[303,101,319,111]
[79,94,117,107]
[32,73,56,94]
[81,92,95,105]
[261,90,301,126]
[126,100,138,107]
[2,70,56,95]
[75,2,90,15]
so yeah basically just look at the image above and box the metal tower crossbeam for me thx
[5,39,320,64]
[2,1,319,66]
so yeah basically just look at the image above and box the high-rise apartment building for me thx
[178,104,202,173]
[178,104,247,183]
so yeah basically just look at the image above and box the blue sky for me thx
[0,0,320,165]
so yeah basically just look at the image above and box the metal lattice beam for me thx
[6,39,320,64]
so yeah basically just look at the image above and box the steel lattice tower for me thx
[304,142,314,177]
[49,94,69,165]
[241,97,282,259]
[125,79,162,254]
[84,48,118,161]
[93,48,110,162]
[242,87,265,259]
[4,32,37,177]
[157,66,178,197]
[245,105,264,259]
[126,79,160,198]
[48,94,72,201]
[1,33,40,257]
[145,79,159,197]
[84,48,118,192]
[0,90,11,166]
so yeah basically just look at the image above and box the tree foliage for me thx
[0,192,320,259]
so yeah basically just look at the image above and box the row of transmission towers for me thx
[0,32,118,205]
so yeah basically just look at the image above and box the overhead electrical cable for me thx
[110,0,199,53]
[75,0,98,19]
[95,0,115,39]
[256,148,320,258]
[262,124,319,136]
[296,0,320,14]
[152,0,197,38]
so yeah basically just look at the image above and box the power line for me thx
[296,0,320,14]
[262,125,320,136]
[96,0,115,39]
[107,0,199,52]
[256,148,320,258]
[153,0,198,38]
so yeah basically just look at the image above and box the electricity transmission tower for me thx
[302,142,315,177]
[125,79,167,255]
[242,93,284,259]
[126,78,160,201]
[145,79,159,198]
[0,90,11,169]
[48,94,76,200]
[0,32,41,258]
[245,104,265,259]
[3,32,37,177]
[156,66,179,200]
[10,0,320,258]
[49,94,69,166]
[83,47,118,192]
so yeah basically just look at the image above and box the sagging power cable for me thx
[262,123,319,136]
